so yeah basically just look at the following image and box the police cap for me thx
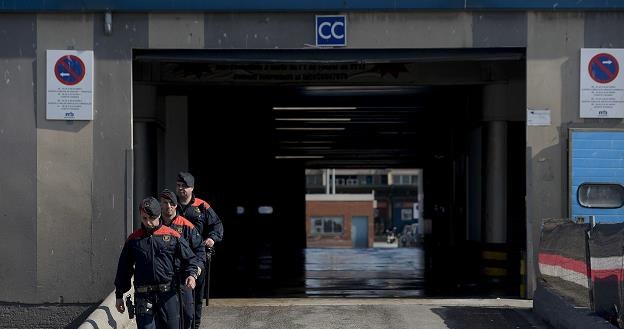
[177,171,195,187]
[159,188,178,205]
[140,197,161,217]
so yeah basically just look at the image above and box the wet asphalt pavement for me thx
[221,246,426,298]
[302,247,424,297]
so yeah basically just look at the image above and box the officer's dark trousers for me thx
[179,285,195,329]
[135,290,180,329]
[192,271,206,329]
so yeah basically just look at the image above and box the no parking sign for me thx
[580,48,624,118]
[46,50,94,120]
[54,55,86,86]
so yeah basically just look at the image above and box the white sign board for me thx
[413,202,420,220]
[527,109,551,126]
[46,50,94,120]
[401,208,413,221]
[580,48,624,118]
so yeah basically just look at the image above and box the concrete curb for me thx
[533,282,616,329]
[210,298,532,307]
[78,288,135,329]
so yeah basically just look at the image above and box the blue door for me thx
[570,129,624,223]
[351,216,368,248]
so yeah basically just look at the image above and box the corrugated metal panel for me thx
[0,0,623,12]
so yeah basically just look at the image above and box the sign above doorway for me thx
[316,15,346,47]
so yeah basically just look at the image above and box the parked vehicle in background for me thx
[399,224,420,247]
[386,227,397,244]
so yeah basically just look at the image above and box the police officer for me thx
[115,197,199,329]
[175,172,223,329]
[159,189,205,329]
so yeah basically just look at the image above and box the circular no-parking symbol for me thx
[588,53,619,84]
[54,55,86,85]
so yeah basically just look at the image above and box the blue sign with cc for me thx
[316,15,346,47]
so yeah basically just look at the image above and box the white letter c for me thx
[318,22,332,40]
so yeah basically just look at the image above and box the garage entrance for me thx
[132,48,526,298]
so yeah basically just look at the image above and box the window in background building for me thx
[401,208,413,221]
[393,174,418,185]
[311,216,344,235]
[306,174,323,187]
[336,175,358,186]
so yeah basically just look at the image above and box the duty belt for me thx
[135,283,172,294]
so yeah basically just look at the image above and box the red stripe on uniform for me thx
[192,197,211,209]
[154,225,181,238]
[127,229,146,241]
[172,215,195,229]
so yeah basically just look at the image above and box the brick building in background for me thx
[306,194,375,248]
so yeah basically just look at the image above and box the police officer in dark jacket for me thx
[159,189,205,329]
[175,172,223,329]
[115,197,199,329]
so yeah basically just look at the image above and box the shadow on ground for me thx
[431,306,549,329]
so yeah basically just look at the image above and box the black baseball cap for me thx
[159,189,178,205]
[140,197,161,217]
[177,172,195,187]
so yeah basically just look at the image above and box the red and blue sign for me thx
[54,55,86,86]
[588,53,619,84]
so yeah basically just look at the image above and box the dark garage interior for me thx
[132,48,526,298]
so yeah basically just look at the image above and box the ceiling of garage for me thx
[136,48,525,168]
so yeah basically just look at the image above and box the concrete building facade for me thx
[1,2,624,302]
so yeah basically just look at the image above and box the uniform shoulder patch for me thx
[154,225,182,238]
[175,215,195,229]
[127,229,145,241]
[192,198,211,209]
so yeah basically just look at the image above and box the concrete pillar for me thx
[485,120,508,244]
[417,169,425,237]
[133,85,158,229]
[164,96,189,190]
[325,169,330,194]
[133,122,156,229]
[467,127,483,242]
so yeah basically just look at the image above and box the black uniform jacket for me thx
[177,195,223,243]
[114,224,199,298]
[164,214,206,270]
